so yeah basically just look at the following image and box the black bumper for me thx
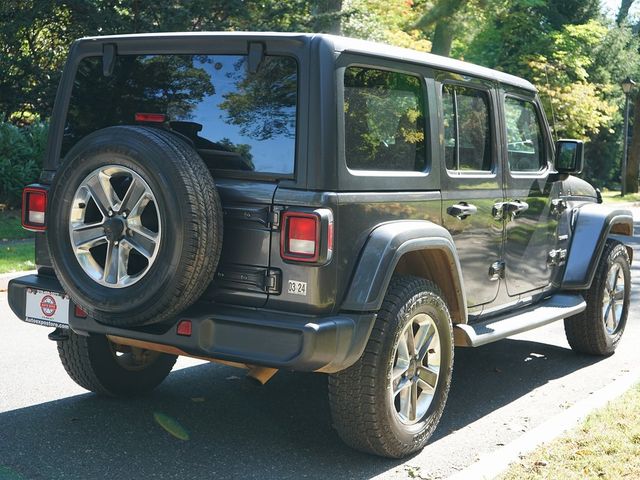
[8,274,376,373]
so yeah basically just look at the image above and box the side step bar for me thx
[454,294,586,347]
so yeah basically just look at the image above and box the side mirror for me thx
[555,139,584,174]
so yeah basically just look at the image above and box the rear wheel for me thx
[564,240,631,356]
[58,331,177,396]
[329,276,454,458]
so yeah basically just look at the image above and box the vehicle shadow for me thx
[0,337,604,480]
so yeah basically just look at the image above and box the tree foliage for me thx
[2,0,640,190]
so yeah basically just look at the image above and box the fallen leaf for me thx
[153,412,190,440]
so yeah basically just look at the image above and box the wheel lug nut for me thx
[123,211,128,218]
[114,241,119,246]
[108,210,113,217]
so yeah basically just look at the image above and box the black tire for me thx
[47,126,222,327]
[58,331,177,396]
[564,240,631,356]
[328,275,454,458]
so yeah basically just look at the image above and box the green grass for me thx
[0,242,35,273]
[0,210,32,241]
[500,383,640,480]
[600,190,640,204]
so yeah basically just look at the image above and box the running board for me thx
[454,294,586,347]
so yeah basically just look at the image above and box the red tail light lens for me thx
[281,212,319,262]
[22,186,48,231]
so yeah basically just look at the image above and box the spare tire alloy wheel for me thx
[48,126,222,327]
[69,165,161,288]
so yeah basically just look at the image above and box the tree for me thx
[617,0,636,25]
[312,0,343,33]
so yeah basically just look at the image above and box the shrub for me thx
[0,122,48,207]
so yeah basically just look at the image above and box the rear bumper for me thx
[7,274,375,373]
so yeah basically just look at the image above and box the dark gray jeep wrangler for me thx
[8,32,634,458]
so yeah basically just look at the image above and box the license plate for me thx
[25,289,70,328]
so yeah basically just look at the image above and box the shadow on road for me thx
[0,336,604,480]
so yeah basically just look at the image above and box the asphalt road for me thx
[1,211,639,480]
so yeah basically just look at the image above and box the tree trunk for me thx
[617,0,635,25]
[431,20,454,56]
[626,94,640,194]
[313,0,343,34]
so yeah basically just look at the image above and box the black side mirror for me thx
[555,139,584,174]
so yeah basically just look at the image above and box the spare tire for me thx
[47,126,222,327]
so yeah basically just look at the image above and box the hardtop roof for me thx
[77,31,536,92]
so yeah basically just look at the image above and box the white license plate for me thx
[25,289,70,327]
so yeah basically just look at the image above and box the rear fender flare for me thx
[341,221,468,324]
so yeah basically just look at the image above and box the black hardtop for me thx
[76,31,537,92]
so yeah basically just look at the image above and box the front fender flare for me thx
[341,221,468,323]
[562,204,634,290]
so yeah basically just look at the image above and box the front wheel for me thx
[328,276,454,458]
[58,331,177,396]
[564,240,631,356]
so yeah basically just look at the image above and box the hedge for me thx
[0,122,48,207]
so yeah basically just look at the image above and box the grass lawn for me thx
[500,383,640,480]
[0,242,35,274]
[0,210,32,241]
[600,190,640,204]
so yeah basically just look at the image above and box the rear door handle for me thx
[505,200,529,216]
[447,202,478,220]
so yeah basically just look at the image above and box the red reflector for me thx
[22,187,47,231]
[134,113,166,123]
[177,319,192,336]
[74,305,88,318]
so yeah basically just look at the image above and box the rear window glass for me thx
[343,67,427,172]
[64,54,298,175]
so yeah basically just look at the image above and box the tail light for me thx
[134,113,167,123]
[281,209,333,264]
[22,185,48,231]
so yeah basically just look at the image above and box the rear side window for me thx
[504,97,546,172]
[443,84,492,172]
[64,54,298,175]
[343,67,427,172]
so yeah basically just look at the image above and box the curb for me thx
[447,368,640,480]
[0,270,36,292]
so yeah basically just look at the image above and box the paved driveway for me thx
[1,211,639,480]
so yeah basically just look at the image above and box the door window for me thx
[443,84,492,172]
[504,97,546,172]
[343,67,427,171]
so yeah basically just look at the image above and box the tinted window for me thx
[344,67,426,171]
[443,84,492,172]
[64,55,297,175]
[505,97,546,172]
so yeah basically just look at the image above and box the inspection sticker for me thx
[287,280,307,296]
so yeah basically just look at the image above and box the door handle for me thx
[447,202,478,220]
[504,200,529,217]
